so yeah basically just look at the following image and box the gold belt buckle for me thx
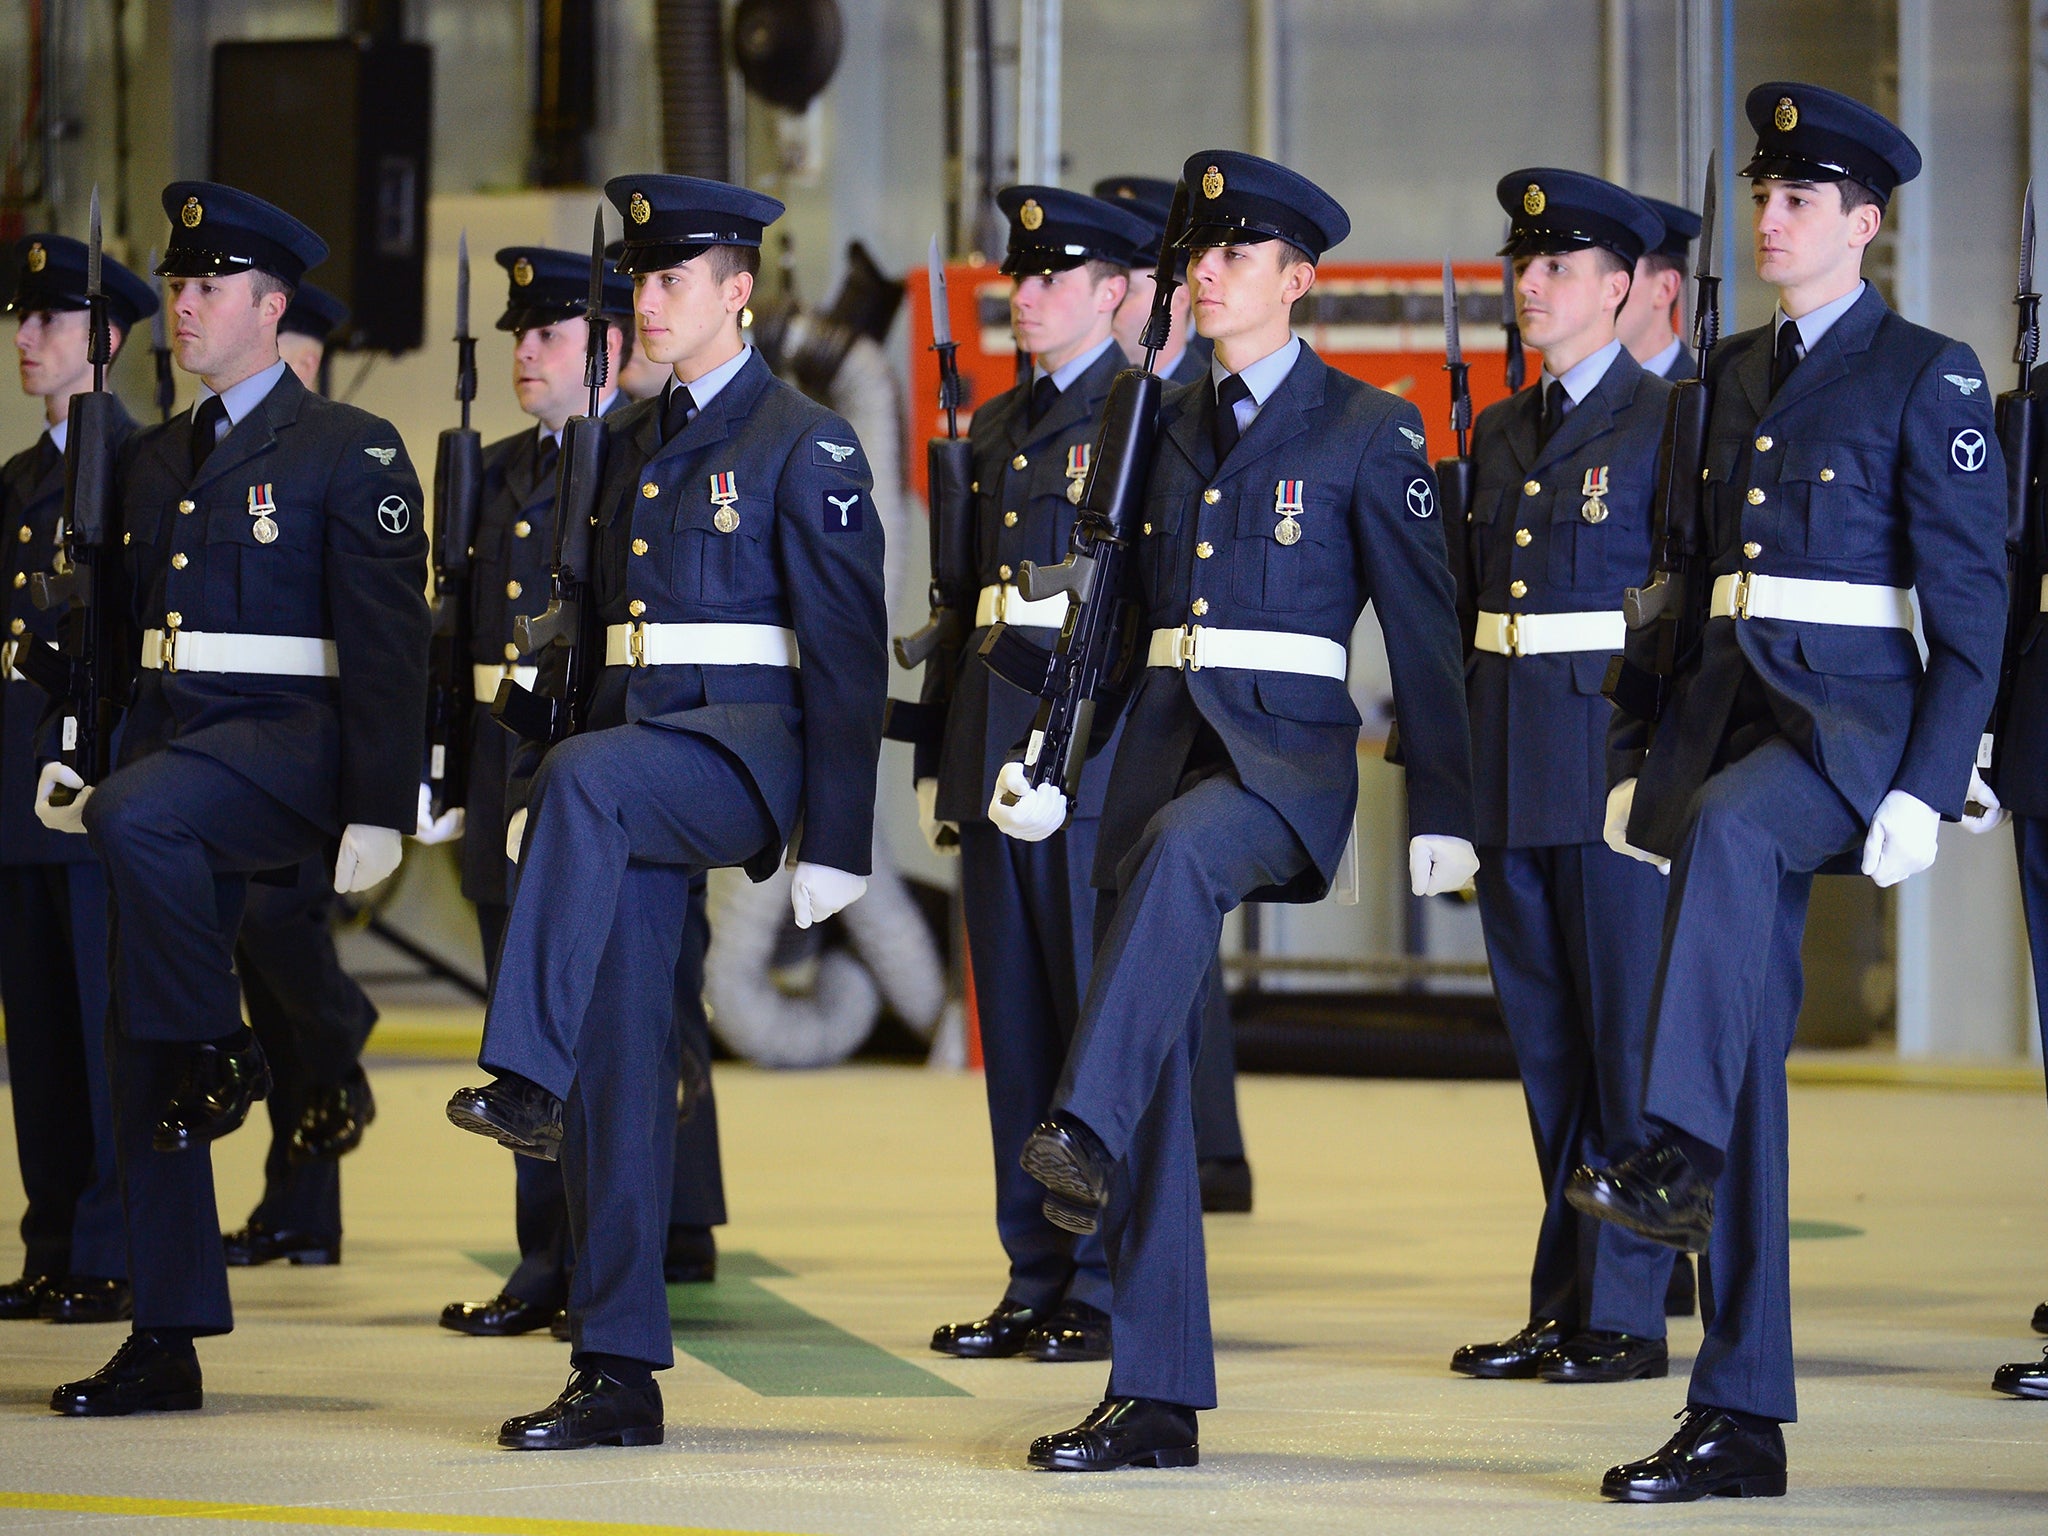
[1178,625,1202,671]
[1731,572,1753,620]
[629,622,647,667]
[160,630,179,673]
[1503,614,1524,657]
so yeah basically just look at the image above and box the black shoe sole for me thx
[41,1304,134,1325]
[1024,1343,1111,1363]
[1992,1372,2048,1399]
[929,1336,1032,1359]
[1602,1472,1786,1501]
[446,1102,559,1161]
[1449,1356,1549,1380]
[1539,1356,1670,1384]
[1565,1181,1711,1254]
[1020,1137,1106,1226]
[51,1389,203,1417]
[499,1424,664,1450]
[442,1315,557,1338]
[1029,1443,1199,1471]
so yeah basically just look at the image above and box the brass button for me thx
[504,642,519,661]
[1003,511,1018,527]
[1203,488,1221,504]
[7,618,19,636]
[9,572,21,589]
[514,520,532,539]
[1191,597,1209,617]
[1523,479,1540,496]
[999,563,1013,581]
[628,599,646,617]
[970,480,979,493]
[502,580,520,599]
[1514,528,1532,547]
[1196,542,1214,559]
[170,554,188,571]
[1819,467,1835,482]
[1755,435,1774,452]
[1509,579,1528,599]
[1746,487,1765,505]
[178,499,195,514]
[1700,466,1711,482]
[641,481,659,499]
[123,531,131,545]
[1743,541,1763,559]
[632,538,649,556]
[14,526,28,544]
[1142,522,1153,535]
[1012,454,1028,470]
[165,611,182,629]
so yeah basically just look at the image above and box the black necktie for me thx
[189,395,228,477]
[662,385,697,444]
[1770,320,1802,396]
[36,433,61,480]
[534,434,560,491]
[1029,374,1059,425]
[1541,379,1569,442]
[1213,373,1252,463]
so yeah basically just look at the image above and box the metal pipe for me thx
[1015,0,1060,186]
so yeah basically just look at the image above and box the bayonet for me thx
[582,207,610,412]
[147,249,173,423]
[2017,179,2038,384]
[85,186,108,389]
[454,230,477,430]
[1442,258,1469,458]
[929,232,963,438]
[1500,235,1525,395]
[1692,150,1721,365]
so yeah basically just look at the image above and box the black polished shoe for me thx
[50,1332,204,1416]
[1567,1139,1715,1253]
[447,1075,563,1161]
[1199,1156,1253,1214]
[663,1224,716,1284]
[1020,1119,1111,1236]
[930,1298,1040,1359]
[288,1066,376,1162]
[42,1277,133,1324]
[1027,1396,1198,1471]
[222,1222,340,1267]
[497,1367,663,1449]
[549,1310,571,1342]
[1024,1300,1112,1363]
[1992,1348,2048,1399]
[1666,1252,1697,1317]
[0,1274,54,1319]
[2032,1301,2048,1336]
[441,1292,559,1337]
[154,1034,272,1153]
[1601,1406,1787,1502]
[1449,1318,1567,1379]
[1539,1331,1669,1384]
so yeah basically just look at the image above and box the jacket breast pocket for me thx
[1232,492,1342,612]
[1774,444,1885,558]
[674,493,773,605]
[204,504,313,628]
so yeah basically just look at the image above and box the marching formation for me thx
[1,71,2043,1504]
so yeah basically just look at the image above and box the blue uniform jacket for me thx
[571,350,887,880]
[1620,285,2007,855]
[1984,362,2048,817]
[1465,351,1667,846]
[933,342,1126,826]
[1096,343,1473,903]
[114,366,431,833]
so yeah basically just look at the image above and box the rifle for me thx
[1501,242,1526,396]
[1438,259,1478,642]
[1604,151,1722,727]
[1986,179,2046,794]
[978,181,1189,806]
[424,231,484,815]
[20,187,125,806]
[494,207,611,745]
[893,235,975,674]
[148,251,174,424]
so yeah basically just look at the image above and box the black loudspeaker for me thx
[209,37,433,354]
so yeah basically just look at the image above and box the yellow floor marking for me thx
[0,1492,813,1536]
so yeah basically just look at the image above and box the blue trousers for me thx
[1055,767,1311,1410]
[1475,841,1675,1338]
[1639,735,1856,1423]
[957,820,1110,1314]
[2009,816,2048,1070]
[85,747,330,1332]
[0,859,121,1282]
[1190,964,1244,1163]
[479,723,774,1366]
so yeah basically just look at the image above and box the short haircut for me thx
[1083,258,1129,286]
[1590,246,1632,279]
[1640,250,1687,285]
[703,244,761,284]
[1274,240,1314,271]
[247,269,295,308]
[1835,177,1882,214]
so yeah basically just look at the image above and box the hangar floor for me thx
[3,1039,2047,1534]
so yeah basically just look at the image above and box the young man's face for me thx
[1009,264,1122,370]
[1617,257,1684,358]
[278,332,324,391]
[14,309,92,399]
[1185,242,1314,346]
[511,316,592,425]
[165,271,283,378]
[1513,247,1627,357]
[1110,267,1191,361]
[634,254,751,372]
[1752,179,1879,293]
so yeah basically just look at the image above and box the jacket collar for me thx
[1163,339,1327,487]
[158,363,310,494]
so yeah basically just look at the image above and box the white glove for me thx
[1961,766,2009,835]
[333,823,403,894]
[33,761,91,835]
[505,807,528,864]
[1408,834,1480,897]
[412,782,465,845]
[1861,789,1940,888]
[987,760,1067,842]
[915,777,958,857]
[1603,779,1671,873]
[791,862,868,929]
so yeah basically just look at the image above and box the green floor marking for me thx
[1788,1220,1865,1240]
[465,1249,966,1399]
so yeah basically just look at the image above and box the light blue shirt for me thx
[665,344,754,425]
[1209,334,1303,434]
[194,358,289,441]
[1036,334,1117,395]
[1642,334,1685,380]
[1775,281,1866,360]
[1540,337,1624,410]
[47,418,68,456]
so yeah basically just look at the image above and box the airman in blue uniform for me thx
[446,175,887,1451]
[992,150,1477,1471]
[1620,198,1701,381]
[1571,85,2007,1500]
[38,182,430,1418]
[0,234,153,1327]
[1447,170,1682,1389]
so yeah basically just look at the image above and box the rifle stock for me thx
[496,410,607,744]
[1605,369,1711,725]
[891,435,975,674]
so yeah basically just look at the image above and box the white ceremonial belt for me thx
[604,621,800,669]
[1145,625,1348,679]
[472,662,539,701]
[140,629,339,677]
[2037,573,2048,614]
[1472,608,1626,658]
[1709,572,1914,629]
[975,583,1068,629]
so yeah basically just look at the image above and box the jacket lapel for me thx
[1162,370,1217,481]
[1209,344,1325,488]
[1501,383,1544,474]
[1761,283,1883,423]
[643,350,770,473]
[1532,351,1638,474]
[189,367,307,495]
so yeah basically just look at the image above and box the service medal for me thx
[709,470,739,534]
[1274,479,1304,545]
[248,483,279,544]
[1065,443,1090,506]
[1579,465,1609,525]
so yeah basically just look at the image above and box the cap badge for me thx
[1202,166,1225,201]
[1775,96,1798,132]
[1114,186,1136,199]
[629,191,652,226]
[1020,198,1044,231]
[1523,183,1546,217]
[24,243,44,274]
[512,257,534,287]
[181,196,203,229]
